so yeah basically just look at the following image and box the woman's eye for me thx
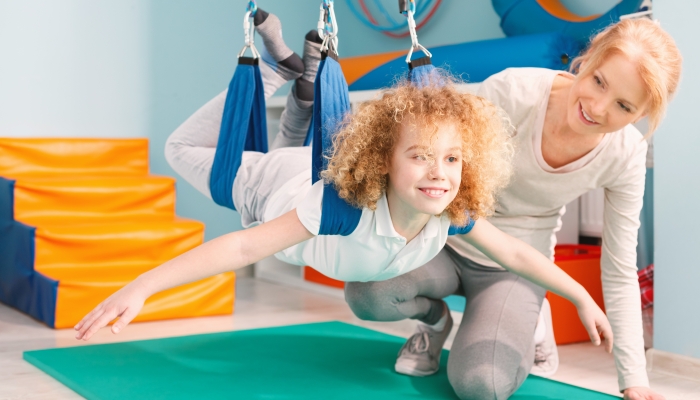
[594,76,602,86]
[447,156,458,163]
[415,155,427,161]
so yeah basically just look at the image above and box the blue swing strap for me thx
[313,49,363,236]
[408,55,432,70]
[209,56,268,210]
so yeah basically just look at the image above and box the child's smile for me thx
[418,187,450,198]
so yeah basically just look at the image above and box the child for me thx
[75,75,613,353]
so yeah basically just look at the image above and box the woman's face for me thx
[567,53,650,135]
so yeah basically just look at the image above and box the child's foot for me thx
[254,8,304,98]
[395,301,453,377]
[295,30,324,102]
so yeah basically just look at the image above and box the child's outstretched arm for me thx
[74,210,314,341]
[462,219,614,353]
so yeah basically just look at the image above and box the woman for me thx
[345,18,681,400]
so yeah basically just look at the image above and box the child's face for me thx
[385,120,462,219]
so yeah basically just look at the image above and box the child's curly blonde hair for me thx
[322,74,514,227]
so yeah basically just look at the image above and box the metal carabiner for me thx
[247,0,257,17]
[320,0,339,54]
[238,10,261,59]
[404,6,431,63]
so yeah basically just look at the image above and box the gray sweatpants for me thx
[345,245,546,400]
[165,82,312,226]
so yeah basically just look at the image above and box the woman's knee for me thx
[447,350,522,400]
[344,281,395,320]
[448,367,517,400]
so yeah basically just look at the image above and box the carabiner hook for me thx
[238,10,261,59]
[319,0,339,55]
[404,5,431,63]
[246,0,257,17]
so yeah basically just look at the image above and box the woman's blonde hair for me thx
[571,18,682,135]
[322,75,513,226]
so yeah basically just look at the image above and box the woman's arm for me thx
[74,209,314,340]
[462,219,613,352]
[600,142,650,392]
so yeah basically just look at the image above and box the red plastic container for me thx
[548,244,606,344]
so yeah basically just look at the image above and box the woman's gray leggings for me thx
[345,245,546,400]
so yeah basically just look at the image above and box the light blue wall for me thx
[0,1,150,138]
[145,0,245,240]
[654,0,700,358]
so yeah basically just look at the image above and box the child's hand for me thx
[577,300,614,353]
[74,283,147,341]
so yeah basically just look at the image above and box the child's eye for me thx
[447,156,459,163]
[618,102,631,113]
[594,76,603,87]
[414,155,427,161]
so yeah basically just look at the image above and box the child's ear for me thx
[378,161,389,175]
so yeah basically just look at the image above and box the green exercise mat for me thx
[24,321,618,399]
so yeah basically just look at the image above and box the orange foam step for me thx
[33,219,204,272]
[13,176,176,225]
[52,271,235,329]
[0,138,149,178]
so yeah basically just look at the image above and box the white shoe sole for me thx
[394,359,438,377]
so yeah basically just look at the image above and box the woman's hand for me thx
[74,282,147,341]
[623,387,665,400]
[576,299,614,353]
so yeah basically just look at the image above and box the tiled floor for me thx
[1,277,699,399]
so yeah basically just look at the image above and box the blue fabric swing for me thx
[312,51,363,236]
[210,57,268,210]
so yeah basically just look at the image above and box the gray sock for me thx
[296,30,324,102]
[270,85,313,150]
[301,30,323,83]
[254,9,303,83]
[417,299,446,326]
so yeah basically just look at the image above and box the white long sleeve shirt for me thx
[447,68,649,390]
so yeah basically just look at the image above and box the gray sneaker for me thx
[395,309,454,377]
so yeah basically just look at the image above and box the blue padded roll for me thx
[349,32,581,91]
[313,51,363,236]
[493,0,643,46]
[210,57,268,210]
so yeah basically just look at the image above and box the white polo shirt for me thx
[263,170,453,282]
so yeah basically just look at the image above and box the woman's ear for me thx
[634,110,649,124]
